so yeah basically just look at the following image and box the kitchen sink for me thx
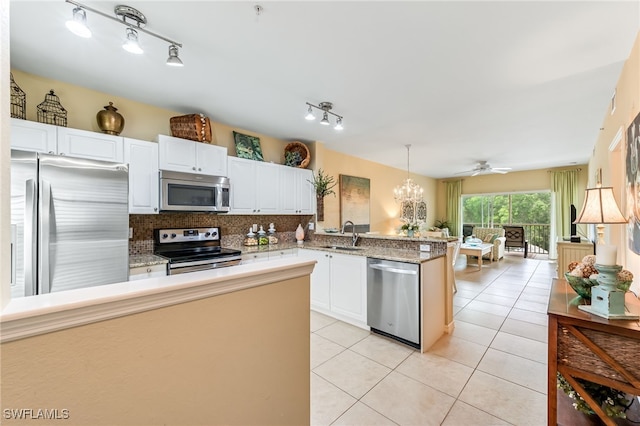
[321,245,364,251]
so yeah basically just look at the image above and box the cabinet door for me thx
[297,168,315,214]
[57,127,124,162]
[255,162,280,214]
[158,135,197,173]
[197,143,227,176]
[124,138,159,214]
[10,118,57,153]
[299,249,331,311]
[228,157,257,213]
[279,166,298,214]
[330,253,367,324]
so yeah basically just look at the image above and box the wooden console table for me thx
[548,279,640,425]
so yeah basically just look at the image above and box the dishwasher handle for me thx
[368,263,418,275]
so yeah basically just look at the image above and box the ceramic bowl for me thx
[564,273,631,299]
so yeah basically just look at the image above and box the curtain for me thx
[551,170,578,240]
[445,180,462,236]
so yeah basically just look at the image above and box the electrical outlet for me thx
[129,227,133,239]
[308,222,315,231]
[252,224,258,232]
[420,244,431,252]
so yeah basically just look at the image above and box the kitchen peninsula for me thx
[0,259,314,425]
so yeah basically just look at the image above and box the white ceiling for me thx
[9,1,640,178]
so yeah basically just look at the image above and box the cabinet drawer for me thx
[129,264,167,280]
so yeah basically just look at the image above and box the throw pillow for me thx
[490,234,499,243]
[483,234,496,243]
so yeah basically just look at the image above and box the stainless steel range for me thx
[154,227,242,275]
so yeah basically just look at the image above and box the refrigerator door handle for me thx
[39,179,52,294]
[24,179,37,296]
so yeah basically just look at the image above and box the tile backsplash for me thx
[129,214,314,255]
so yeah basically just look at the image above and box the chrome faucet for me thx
[341,220,359,246]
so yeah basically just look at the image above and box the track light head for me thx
[166,44,184,67]
[334,117,343,130]
[320,112,330,125]
[305,105,315,120]
[123,28,143,54]
[66,7,92,38]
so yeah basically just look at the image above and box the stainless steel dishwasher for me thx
[367,258,420,348]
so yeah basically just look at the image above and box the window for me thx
[462,192,551,253]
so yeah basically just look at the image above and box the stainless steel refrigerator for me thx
[11,150,129,298]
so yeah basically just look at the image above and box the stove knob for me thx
[211,231,218,237]
[162,233,168,239]
[171,233,177,239]
[204,232,211,237]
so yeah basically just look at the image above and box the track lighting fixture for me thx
[65,7,91,38]
[305,102,344,130]
[64,0,184,66]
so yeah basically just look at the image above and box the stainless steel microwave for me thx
[159,170,230,212]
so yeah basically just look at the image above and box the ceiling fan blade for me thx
[454,170,474,175]
[492,169,509,174]
[471,170,481,177]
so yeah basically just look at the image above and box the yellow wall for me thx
[10,69,293,164]
[313,143,437,235]
[0,277,310,425]
[589,31,640,294]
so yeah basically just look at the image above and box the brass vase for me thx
[97,102,125,135]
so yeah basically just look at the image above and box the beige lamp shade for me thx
[574,187,627,224]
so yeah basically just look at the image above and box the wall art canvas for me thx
[233,131,264,161]
[626,111,640,254]
[339,175,370,233]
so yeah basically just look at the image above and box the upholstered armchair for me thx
[471,227,506,261]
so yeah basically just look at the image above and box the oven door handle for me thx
[169,259,242,275]
[168,256,242,269]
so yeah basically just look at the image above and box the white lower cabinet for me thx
[241,251,270,264]
[298,249,367,328]
[241,248,295,264]
[129,264,167,281]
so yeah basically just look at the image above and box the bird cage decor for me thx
[37,90,67,127]
[10,73,26,119]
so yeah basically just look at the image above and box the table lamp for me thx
[574,186,637,319]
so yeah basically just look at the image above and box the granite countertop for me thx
[235,241,443,264]
[129,254,168,268]
[315,231,459,243]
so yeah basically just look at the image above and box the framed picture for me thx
[626,112,640,254]
[233,131,264,161]
[339,175,370,233]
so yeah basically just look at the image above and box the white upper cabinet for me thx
[11,119,124,163]
[280,167,315,214]
[57,127,124,162]
[228,157,279,214]
[157,134,227,176]
[124,138,159,214]
[10,118,57,153]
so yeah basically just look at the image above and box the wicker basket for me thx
[284,141,310,168]
[170,114,213,143]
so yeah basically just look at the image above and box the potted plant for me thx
[308,169,337,221]
[401,222,420,238]
[557,373,632,419]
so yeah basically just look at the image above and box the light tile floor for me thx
[311,252,555,425]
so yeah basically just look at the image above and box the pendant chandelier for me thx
[394,144,424,203]
[394,144,426,224]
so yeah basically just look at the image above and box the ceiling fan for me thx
[456,161,512,176]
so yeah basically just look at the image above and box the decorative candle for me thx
[596,244,617,266]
